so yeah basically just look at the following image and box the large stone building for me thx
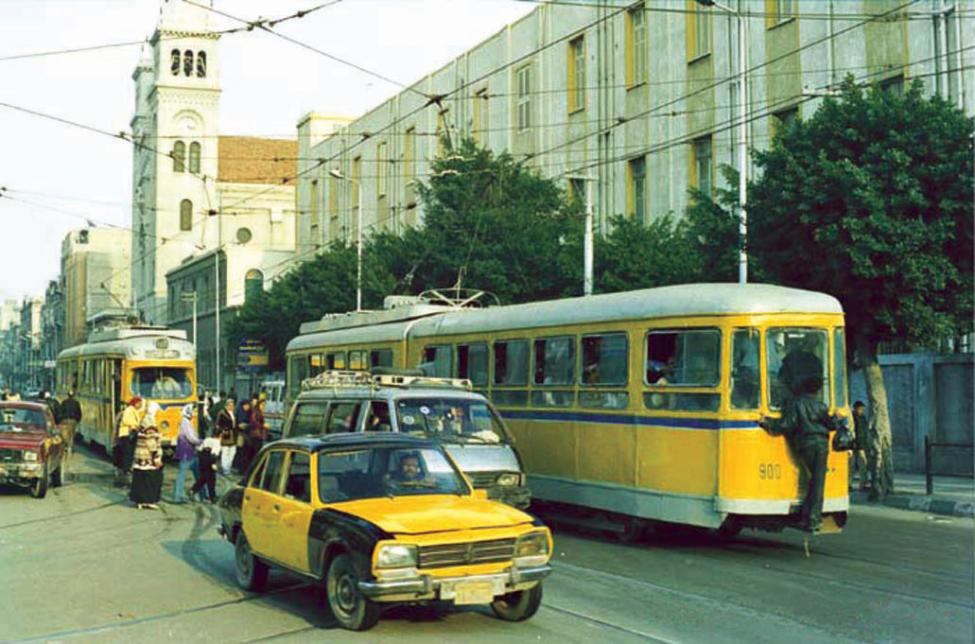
[61,228,132,348]
[131,0,297,326]
[296,0,973,247]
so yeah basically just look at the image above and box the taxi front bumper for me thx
[358,564,552,602]
[0,461,44,484]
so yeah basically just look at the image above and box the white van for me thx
[258,379,286,440]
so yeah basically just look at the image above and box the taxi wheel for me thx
[491,583,543,622]
[29,465,49,499]
[326,554,380,631]
[234,532,268,591]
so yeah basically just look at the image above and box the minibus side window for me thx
[326,402,362,434]
[457,343,488,386]
[420,345,452,378]
[291,402,328,437]
[833,328,847,409]
[731,329,760,410]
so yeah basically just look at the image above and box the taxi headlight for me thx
[514,531,549,558]
[23,451,38,462]
[496,472,521,487]
[376,544,418,569]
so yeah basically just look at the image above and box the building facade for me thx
[0,300,21,390]
[17,298,43,393]
[61,228,132,348]
[39,280,64,392]
[296,0,973,246]
[131,0,297,326]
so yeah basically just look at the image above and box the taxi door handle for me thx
[245,494,252,502]
[272,504,281,512]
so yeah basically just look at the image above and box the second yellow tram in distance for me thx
[56,327,198,451]
[286,284,850,534]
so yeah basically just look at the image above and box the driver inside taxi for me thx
[385,453,436,490]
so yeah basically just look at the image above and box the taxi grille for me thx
[467,471,500,488]
[0,448,20,462]
[417,538,515,569]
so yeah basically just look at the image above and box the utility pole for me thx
[566,174,595,296]
[329,169,363,311]
[181,291,198,362]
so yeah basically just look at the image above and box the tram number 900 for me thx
[759,463,782,480]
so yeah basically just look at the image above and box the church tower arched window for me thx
[196,52,207,78]
[171,49,181,75]
[244,269,264,302]
[189,142,201,174]
[172,141,186,173]
[180,199,193,231]
[183,50,194,77]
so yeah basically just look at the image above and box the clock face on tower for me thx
[179,115,198,132]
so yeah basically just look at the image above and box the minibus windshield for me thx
[395,397,510,444]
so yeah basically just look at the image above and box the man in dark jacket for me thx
[59,391,83,478]
[760,375,839,532]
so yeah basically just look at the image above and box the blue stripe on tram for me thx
[499,409,757,430]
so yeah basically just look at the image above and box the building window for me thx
[404,127,416,185]
[236,227,253,244]
[627,6,647,87]
[569,178,585,205]
[328,174,338,220]
[183,50,194,77]
[180,199,193,231]
[473,89,489,144]
[196,51,207,78]
[351,156,361,241]
[377,141,388,197]
[310,179,321,234]
[516,65,531,131]
[244,269,263,302]
[628,157,646,220]
[771,107,798,138]
[188,141,201,174]
[171,49,181,76]
[880,75,904,95]
[768,0,796,26]
[690,5,711,59]
[568,36,586,113]
[436,108,451,156]
[172,141,186,173]
[693,136,713,196]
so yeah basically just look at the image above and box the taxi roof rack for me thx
[300,370,473,392]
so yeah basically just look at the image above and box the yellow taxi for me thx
[217,433,552,631]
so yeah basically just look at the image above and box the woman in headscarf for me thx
[129,401,164,509]
[172,403,201,504]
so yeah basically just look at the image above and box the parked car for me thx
[218,433,552,631]
[282,371,530,508]
[0,402,64,498]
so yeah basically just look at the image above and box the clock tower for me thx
[131,0,221,324]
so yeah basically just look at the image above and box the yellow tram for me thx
[286,284,850,533]
[56,327,197,450]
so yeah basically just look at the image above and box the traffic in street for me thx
[1,445,971,643]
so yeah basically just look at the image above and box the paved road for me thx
[1,446,972,643]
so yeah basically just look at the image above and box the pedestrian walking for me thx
[852,400,878,493]
[215,398,237,475]
[233,396,254,472]
[130,402,164,509]
[191,435,221,503]
[760,374,840,533]
[114,397,143,487]
[242,398,268,472]
[58,390,82,481]
[172,404,201,504]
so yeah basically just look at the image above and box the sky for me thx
[0,0,536,302]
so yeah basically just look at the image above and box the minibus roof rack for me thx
[300,370,473,392]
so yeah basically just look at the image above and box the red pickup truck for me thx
[0,402,64,498]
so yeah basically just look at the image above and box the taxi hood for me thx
[331,495,532,535]
[0,430,47,451]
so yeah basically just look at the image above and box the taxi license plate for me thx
[452,581,495,605]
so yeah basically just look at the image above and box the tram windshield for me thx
[394,397,510,444]
[130,367,193,400]
[766,328,829,408]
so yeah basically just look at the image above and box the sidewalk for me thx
[850,473,974,518]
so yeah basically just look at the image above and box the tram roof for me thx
[287,319,418,353]
[407,283,843,337]
[58,333,195,361]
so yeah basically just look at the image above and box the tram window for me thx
[292,356,310,393]
[370,349,393,369]
[533,337,575,385]
[645,330,720,386]
[581,333,628,386]
[494,340,528,386]
[531,390,574,407]
[420,345,452,378]
[326,352,346,370]
[291,402,328,437]
[643,392,720,412]
[457,343,488,386]
[130,367,193,399]
[349,351,367,371]
[309,354,324,376]
[579,391,629,409]
[491,390,529,406]
[731,328,760,410]
[834,329,848,408]
[766,328,829,409]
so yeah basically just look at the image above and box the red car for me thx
[0,402,65,498]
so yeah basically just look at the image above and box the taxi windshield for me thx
[0,407,46,432]
[130,367,193,400]
[394,397,510,443]
[318,446,469,503]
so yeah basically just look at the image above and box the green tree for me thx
[747,78,974,500]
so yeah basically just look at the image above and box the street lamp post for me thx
[698,0,748,283]
[565,174,595,296]
[181,292,198,362]
[329,168,363,312]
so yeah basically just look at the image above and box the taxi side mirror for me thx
[471,488,489,501]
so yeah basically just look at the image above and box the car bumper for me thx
[358,564,552,602]
[0,461,43,484]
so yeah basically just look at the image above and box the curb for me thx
[850,490,974,519]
